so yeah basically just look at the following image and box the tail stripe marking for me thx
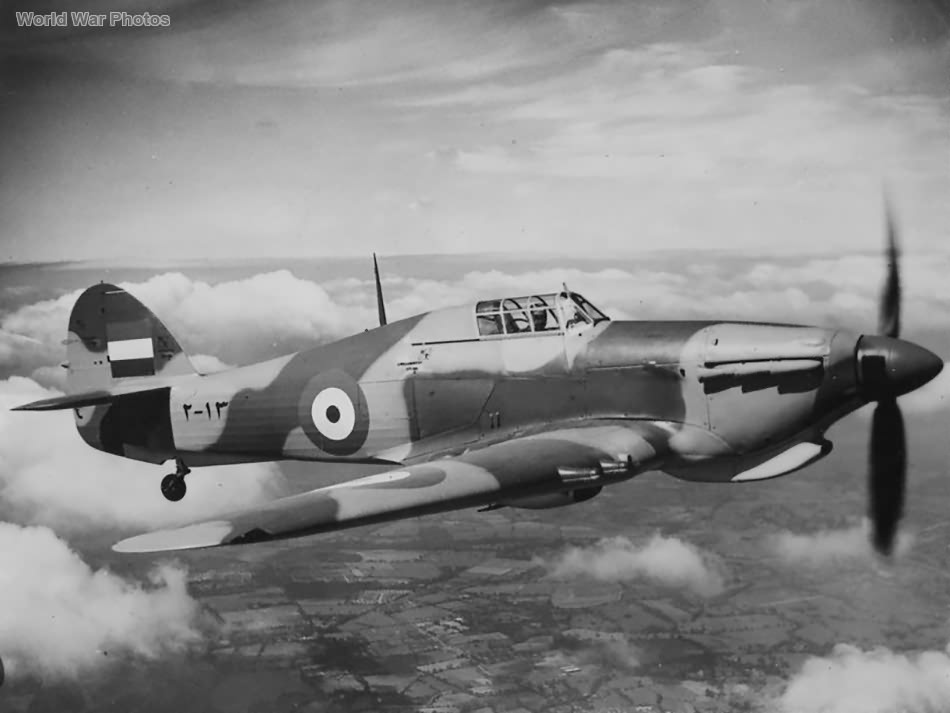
[107,338,155,361]
[111,359,155,378]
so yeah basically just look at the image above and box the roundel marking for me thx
[298,369,369,456]
[310,387,356,441]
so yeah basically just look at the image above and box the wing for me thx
[114,421,671,553]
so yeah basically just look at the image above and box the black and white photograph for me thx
[2,1,950,711]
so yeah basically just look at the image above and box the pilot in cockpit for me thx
[529,297,550,332]
[531,309,547,332]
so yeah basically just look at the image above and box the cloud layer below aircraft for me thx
[541,534,726,597]
[770,521,914,568]
[0,522,204,681]
[777,643,950,713]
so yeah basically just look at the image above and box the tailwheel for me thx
[161,474,186,502]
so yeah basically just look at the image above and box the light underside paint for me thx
[731,441,824,482]
[343,470,412,487]
[113,520,233,553]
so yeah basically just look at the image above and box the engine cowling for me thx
[500,486,602,510]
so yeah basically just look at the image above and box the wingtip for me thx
[113,520,234,554]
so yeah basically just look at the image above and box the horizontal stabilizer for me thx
[13,391,125,412]
[12,375,196,411]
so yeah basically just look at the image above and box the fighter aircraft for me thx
[13,207,943,557]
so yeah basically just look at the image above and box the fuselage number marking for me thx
[182,401,229,421]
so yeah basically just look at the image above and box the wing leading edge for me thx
[114,421,670,553]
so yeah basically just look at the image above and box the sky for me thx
[1,0,948,262]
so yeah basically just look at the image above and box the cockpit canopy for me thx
[475,292,609,337]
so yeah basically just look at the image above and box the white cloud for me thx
[0,377,284,534]
[29,364,68,391]
[123,270,371,356]
[0,328,56,378]
[0,270,373,373]
[416,21,949,255]
[0,522,204,681]
[541,534,726,597]
[779,643,950,713]
[189,353,232,374]
[770,521,914,568]
[444,42,946,194]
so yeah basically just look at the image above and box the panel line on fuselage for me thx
[410,338,482,346]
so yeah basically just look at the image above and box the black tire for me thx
[161,473,186,502]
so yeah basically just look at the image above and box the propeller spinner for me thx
[855,199,942,556]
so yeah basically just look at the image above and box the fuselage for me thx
[84,298,864,483]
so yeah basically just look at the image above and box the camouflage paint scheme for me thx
[10,283,913,552]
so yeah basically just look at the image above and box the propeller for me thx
[871,196,904,557]
[857,197,940,556]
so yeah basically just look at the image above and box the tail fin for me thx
[14,283,190,463]
[66,282,195,394]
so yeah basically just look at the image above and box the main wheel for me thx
[161,473,186,502]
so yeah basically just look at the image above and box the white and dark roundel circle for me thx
[298,369,369,455]
[310,387,356,441]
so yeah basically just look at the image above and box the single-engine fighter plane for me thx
[13,210,943,557]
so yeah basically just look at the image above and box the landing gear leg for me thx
[161,458,190,502]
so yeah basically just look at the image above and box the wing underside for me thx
[114,421,670,553]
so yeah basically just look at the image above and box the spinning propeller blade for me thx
[868,397,905,556]
[878,194,901,339]
[858,198,941,556]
